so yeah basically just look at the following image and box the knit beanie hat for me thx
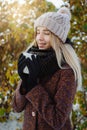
[34,6,71,43]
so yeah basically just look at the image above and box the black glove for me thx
[18,53,40,94]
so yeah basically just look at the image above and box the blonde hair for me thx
[50,34,82,91]
[27,33,82,91]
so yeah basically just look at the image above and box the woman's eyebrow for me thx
[36,29,50,32]
[43,29,50,32]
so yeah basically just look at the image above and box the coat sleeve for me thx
[12,80,28,112]
[25,69,77,130]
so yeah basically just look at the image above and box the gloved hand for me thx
[18,53,40,94]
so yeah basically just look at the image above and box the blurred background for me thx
[0,0,87,129]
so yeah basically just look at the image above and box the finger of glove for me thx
[26,58,38,79]
[31,55,40,73]
[26,58,35,73]
[18,54,26,64]
[18,57,27,68]
[18,59,28,75]
[26,58,37,84]
[18,53,24,61]
[31,56,40,78]
[31,55,39,68]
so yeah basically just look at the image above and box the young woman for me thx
[12,6,82,130]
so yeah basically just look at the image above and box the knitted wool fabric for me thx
[34,7,71,43]
[27,46,59,78]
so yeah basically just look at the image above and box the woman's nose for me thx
[38,33,44,40]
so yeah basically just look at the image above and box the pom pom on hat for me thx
[57,6,71,20]
[34,6,71,43]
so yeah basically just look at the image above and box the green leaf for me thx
[0,108,6,117]
[0,94,3,98]
[83,24,87,32]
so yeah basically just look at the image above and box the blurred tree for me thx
[0,0,56,121]
[64,0,87,129]
[0,0,87,129]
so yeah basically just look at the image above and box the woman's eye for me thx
[44,32,50,35]
[36,31,50,35]
[36,31,40,34]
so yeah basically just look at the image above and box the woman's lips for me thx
[38,43,46,47]
[39,43,46,45]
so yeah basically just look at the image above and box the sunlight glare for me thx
[18,0,25,4]
[47,0,64,8]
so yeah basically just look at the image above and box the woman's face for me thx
[36,26,51,50]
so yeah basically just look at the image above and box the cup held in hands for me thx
[22,52,36,74]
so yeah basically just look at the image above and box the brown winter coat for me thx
[12,67,77,130]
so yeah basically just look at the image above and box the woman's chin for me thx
[38,46,46,50]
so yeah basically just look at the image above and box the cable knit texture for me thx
[34,7,71,43]
[12,64,77,130]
